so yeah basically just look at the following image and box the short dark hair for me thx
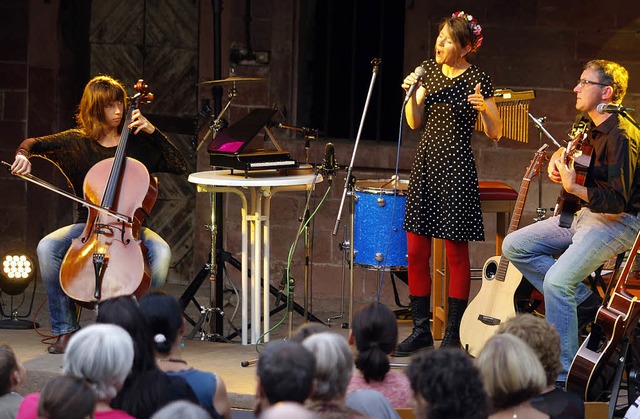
[38,375,96,419]
[407,348,489,419]
[352,302,397,382]
[0,344,18,395]
[257,340,316,404]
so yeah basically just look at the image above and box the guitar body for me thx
[460,256,524,356]
[555,118,593,228]
[460,144,549,357]
[566,295,640,400]
[567,223,640,400]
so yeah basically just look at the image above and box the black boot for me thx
[394,295,434,357]
[440,297,468,348]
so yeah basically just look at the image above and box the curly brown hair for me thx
[497,313,562,386]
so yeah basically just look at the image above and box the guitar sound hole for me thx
[484,261,497,280]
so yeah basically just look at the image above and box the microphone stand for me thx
[275,123,318,165]
[331,58,381,329]
[618,109,640,131]
[528,112,562,222]
[333,58,382,236]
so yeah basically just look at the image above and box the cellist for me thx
[10,75,187,354]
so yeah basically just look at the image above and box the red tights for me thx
[406,231,471,300]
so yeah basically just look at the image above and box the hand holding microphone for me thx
[403,65,427,104]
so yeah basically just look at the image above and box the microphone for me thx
[404,65,427,104]
[321,142,338,180]
[597,103,634,114]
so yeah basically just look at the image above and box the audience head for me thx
[96,295,156,373]
[63,323,134,402]
[497,313,562,387]
[476,333,546,411]
[260,401,317,419]
[407,348,488,419]
[257,339,316,405]
[352,302,397,382]
[290,322,331,343]
[150,400,212,419]
[0,343,26,396]
[138,292,184,354]
[38,375,96,419]
[301,332,353,402]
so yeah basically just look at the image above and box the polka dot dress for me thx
[404,59,494,241]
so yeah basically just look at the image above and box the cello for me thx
[59,80,157,306]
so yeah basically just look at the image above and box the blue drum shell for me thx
[353,182,408,270]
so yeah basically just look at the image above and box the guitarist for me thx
[502,60,640,388]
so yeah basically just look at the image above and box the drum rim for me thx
[354,178,409,194]
[353,262,408,271]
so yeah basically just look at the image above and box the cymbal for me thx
[197,76,266,86]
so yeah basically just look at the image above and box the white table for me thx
[188,169,322,344]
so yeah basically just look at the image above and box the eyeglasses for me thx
[576,79,609,88]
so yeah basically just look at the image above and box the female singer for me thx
[10,75,187,354]
[397,11,502,355]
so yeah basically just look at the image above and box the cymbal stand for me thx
[185,192,236,342]
[528,112,562,222]
[196,83,238,152]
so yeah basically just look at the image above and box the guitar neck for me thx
[496,145,547,281]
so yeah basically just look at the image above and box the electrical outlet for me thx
[254,51,270,64]
[230,48,270,66]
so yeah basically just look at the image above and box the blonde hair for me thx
[585,59,628,103]
[75,75,127,141]
[497,313,562,386]
[476,333,546,410]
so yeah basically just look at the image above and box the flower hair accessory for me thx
[452,11,483,52]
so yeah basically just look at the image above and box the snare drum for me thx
[353,179,408,270]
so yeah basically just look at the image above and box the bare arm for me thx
[468,83,502,141]
[213,375,233,419]
[401,72,426,129]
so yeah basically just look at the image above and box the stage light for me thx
[0,253,40,329]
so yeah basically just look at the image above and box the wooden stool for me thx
[432,181,518,339]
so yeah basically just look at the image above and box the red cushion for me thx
[478,181,518,201]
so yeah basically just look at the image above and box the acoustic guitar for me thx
[566,232,640,400]
[460,144,548,357]
[554,117,593,228]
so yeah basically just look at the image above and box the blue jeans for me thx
[37,223,171,335]
[502,208,640,381]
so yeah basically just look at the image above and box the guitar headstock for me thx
[523,143,549,180]
[566,115,591,155]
